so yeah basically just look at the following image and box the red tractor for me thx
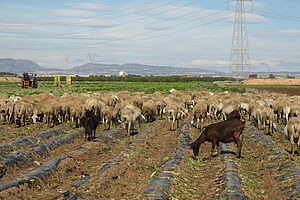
[21,72,38,88]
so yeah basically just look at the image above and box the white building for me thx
[119,71,127,77]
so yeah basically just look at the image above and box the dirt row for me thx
[0,77,20,82]
[0,118,186,199]
[0,116,299,199]
[242,78,300,85]
[166,123,300,199]
[0,122,74,144]
[245,87,300,96]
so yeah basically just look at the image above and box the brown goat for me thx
[190,119,245,159]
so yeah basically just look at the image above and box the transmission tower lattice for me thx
[229,0,252,78]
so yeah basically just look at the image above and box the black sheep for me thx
[80,110,99,140]
[227,110,241,121]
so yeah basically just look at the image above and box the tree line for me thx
[36,76,236,82]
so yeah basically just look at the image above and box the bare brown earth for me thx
[0,77,20,82]
[0,112,299,199]
[242,78,300,85]
[166,121,290,200]
[246,87,300,96]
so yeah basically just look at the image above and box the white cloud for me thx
[36,56,66,64]
[67,3,109,11]
[52,9,95,17]
[252,29,300,37]
[224,12,269,24]
[188,59,283,72]
[251,60,280,67]
[56,18,111,27]
[191,59,228,66]
[279,30,300,36]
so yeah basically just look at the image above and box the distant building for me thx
[249,74,257,79]
[119,71,127,77]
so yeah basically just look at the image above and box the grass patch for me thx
[0,81,245,97]
[229,84,300,88]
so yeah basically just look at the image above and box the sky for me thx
[0,0,299,72]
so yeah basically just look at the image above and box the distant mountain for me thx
[71,63,224,76]
[0,58,63,74]
[0,58,222,76]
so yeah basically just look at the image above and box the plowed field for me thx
[0,116,299,200]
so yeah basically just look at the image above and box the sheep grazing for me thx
[284,117,300,156]
[80,110,99,140]
[101,105,119,130]
[190,119,245,159]
[165,105,186,131]
[121,105,144,135]
[191,100,207,129]
[261,107,276,135]
[142,100,156,123]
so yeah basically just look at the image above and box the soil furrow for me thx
[0,122,74,143]
[144,122,191,199]
[0,129,84,182]
[0,128,123,199]
[0,128,71,157]
[244,128,300,199]
[212,143,248,200]
[54,119,183,200]
[166,126,225,199]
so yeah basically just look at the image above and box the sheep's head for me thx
[190,142,200,158]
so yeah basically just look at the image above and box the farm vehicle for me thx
[21,72,38,88]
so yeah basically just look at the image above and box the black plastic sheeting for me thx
[0,129,122,196]
[144,123,192,199]
[217,143,248,200]
[0,155,68,192]
[61,190,85,200]
[246,130,300,199]
[71,175,90,188]
[0,129,66,156]
[0,129,83,177]
[97,127,154,175]
[64,126,160,200]
[55,129,123,200]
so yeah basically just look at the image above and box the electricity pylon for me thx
[65,56,69,75]
[88,53,96,63]
[229,0,252,79]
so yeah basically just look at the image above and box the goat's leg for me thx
[172,118,175,130]
[291,140,295,156]
[108,120,111,130]
[209,140,217,159]
[297,140,300,156]
[234,134,242,158]
[127,121,131,135]
[216,141,220,156]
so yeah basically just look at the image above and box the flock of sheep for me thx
[0,89,299,155]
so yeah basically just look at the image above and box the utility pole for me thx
[65,56,69,75]
[229,0,252,80]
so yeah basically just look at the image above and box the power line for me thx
[254,10,300,23]
[0,0,186,27]
[134,14,232,41]
[84,9,228,49]
[52,0,211,38]
[0,0,208,39]
[0,1,227,41]
[40,0,163,26]
[4,8,230,51]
